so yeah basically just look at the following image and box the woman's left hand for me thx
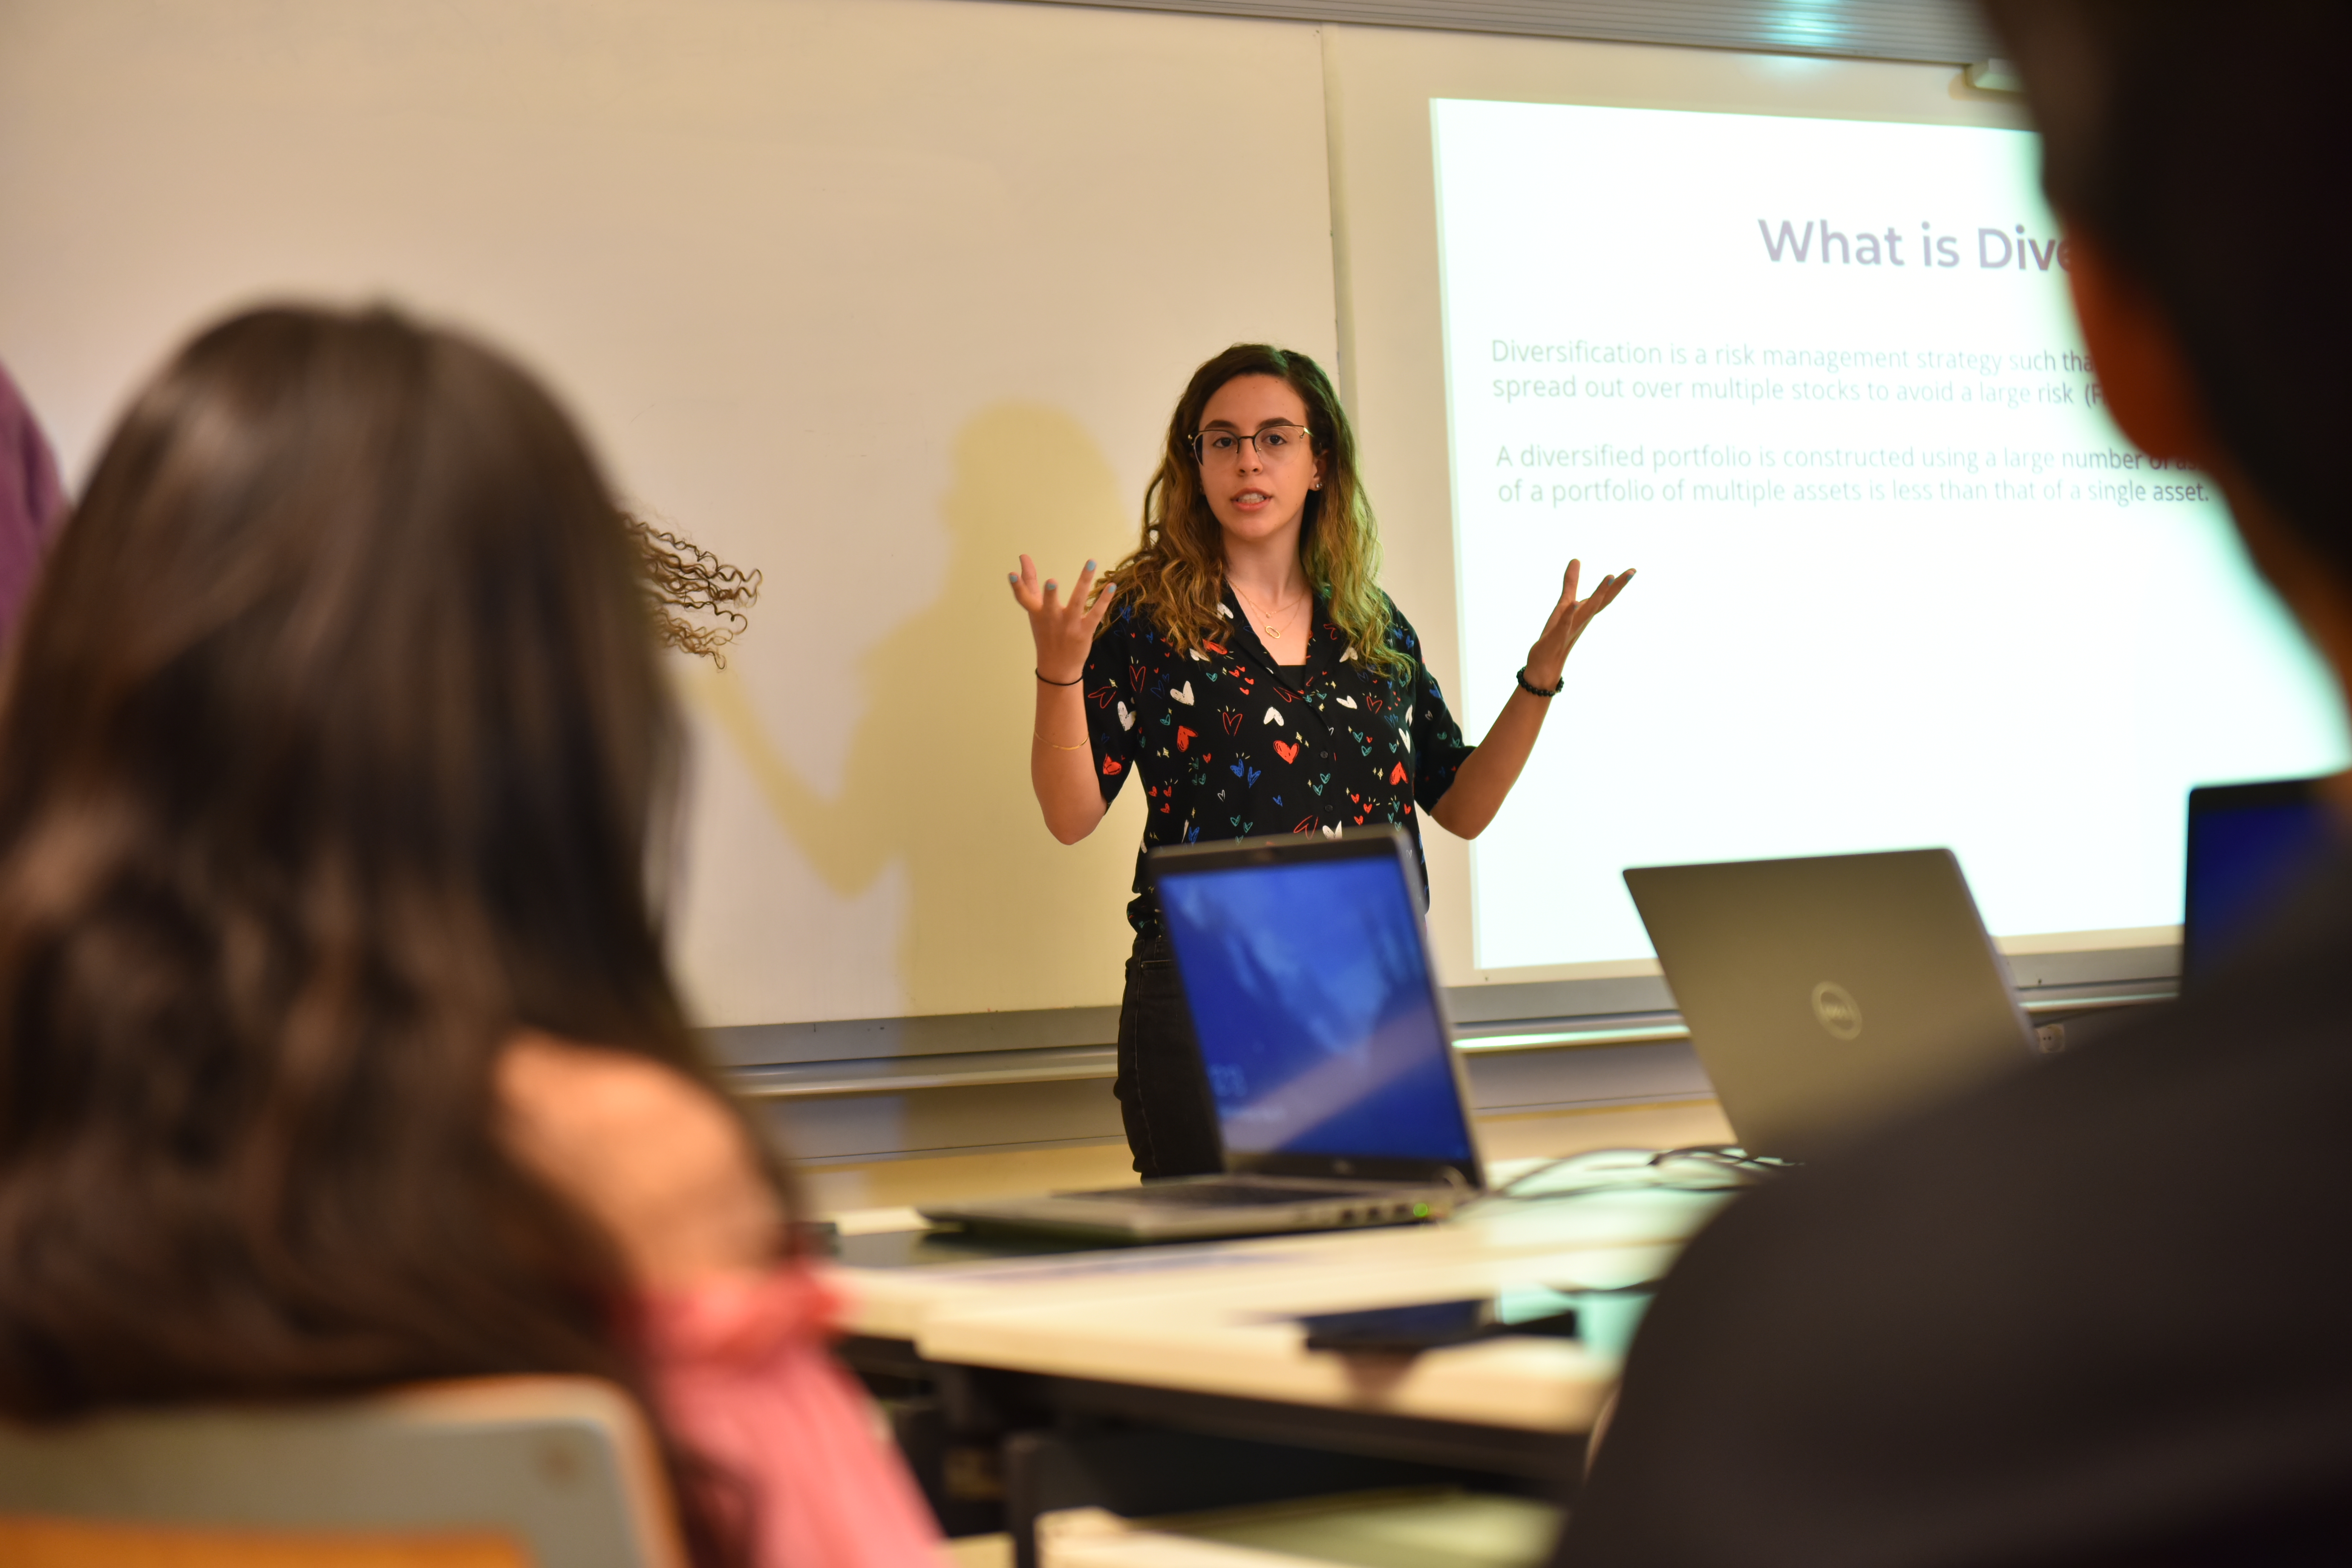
[1524,558,1634,689]
[1433,556,1635,840]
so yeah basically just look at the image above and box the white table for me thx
[830,1185,1730,1565]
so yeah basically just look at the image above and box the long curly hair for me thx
[0,306,759,1567]
[630,516,761,667]
[1104,344,1410,679]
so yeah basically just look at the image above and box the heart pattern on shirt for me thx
[1078,594,1473,936]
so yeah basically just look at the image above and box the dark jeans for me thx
[1113,931,1223,1179]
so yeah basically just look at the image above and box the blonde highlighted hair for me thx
[1103,345,1411,680]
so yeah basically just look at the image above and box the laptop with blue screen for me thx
[921,828,1484,1242]
[2183,777,2335,986]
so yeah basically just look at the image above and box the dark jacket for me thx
[1559,858,2352,1565]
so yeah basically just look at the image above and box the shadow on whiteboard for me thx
[683,403,1144,1017]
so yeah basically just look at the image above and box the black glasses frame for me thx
[1189,424,1313,464]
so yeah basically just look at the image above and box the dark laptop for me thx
[1624,849,2040,1163]
[2183,777,2335,985]
[921,828,1483,1242]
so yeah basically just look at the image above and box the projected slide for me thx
[1432,100,2347,972]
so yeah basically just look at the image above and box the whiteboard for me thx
[0,0,1340,1026]
[0,6,2248,1029]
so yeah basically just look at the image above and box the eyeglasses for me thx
[1190,425,1312,465]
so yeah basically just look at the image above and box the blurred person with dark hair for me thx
[1556,5,2352,1563]
[0,306,943,1568]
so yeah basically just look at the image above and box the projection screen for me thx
[1325,27,2347,1002]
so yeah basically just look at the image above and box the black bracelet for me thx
[1515,665,1565,698]
[1035,669,1084,687]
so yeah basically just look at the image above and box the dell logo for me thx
[1811,980,1862,1041]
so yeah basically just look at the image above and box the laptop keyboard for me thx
[1061,1180,1372,1208]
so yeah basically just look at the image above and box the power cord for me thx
[1471,1143,1796,1209]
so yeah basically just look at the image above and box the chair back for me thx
[0,1376,685,1568]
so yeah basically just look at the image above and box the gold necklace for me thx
[1231,580,1308,640]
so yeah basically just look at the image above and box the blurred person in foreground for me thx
[1557,4,2352,1563]
[0,306,944,1568]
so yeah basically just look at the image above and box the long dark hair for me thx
[0,306,753,1564]
[1104,344,1410,678]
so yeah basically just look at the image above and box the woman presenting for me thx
[1012,344,1631,1178]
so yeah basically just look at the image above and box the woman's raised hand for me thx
[1010,554,1116,683]
[1525,558,1635,689]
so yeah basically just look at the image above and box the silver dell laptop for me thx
[922,828,1484,1242]
[1624,848,2041,1163]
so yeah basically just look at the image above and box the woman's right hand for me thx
[1009,555,1115,683]
[1014,554,1115,845]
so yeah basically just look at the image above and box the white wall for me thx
[0,0,1340,1025]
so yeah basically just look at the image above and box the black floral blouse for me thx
[1084,587,1477,935]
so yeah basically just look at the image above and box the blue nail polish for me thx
[1085,559,1097,571]
[1045,581,1057,591]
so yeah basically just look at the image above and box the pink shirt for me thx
[642,1264,948,1568]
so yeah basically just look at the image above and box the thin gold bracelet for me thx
[1035,732,1088,751]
